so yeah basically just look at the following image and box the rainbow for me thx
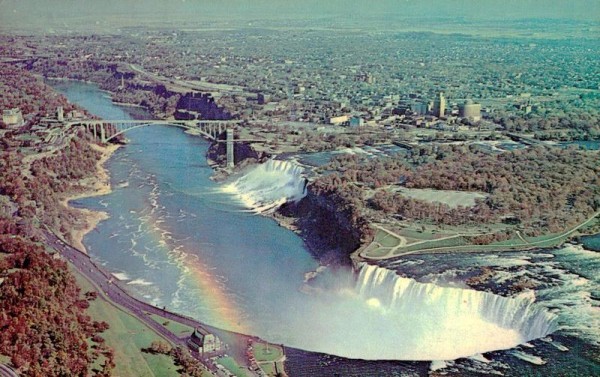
[142,192,249,334]
[179,251,249,334]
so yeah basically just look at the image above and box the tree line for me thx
[313,144,599,243]
[0,66,115,375]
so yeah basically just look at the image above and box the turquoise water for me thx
[581,233,600,251]
[559,140,600,150]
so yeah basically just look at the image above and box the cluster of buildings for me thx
[3,27,593,143]
[1,106,86,150]
[10,29,566,130]
[322,92,482,130]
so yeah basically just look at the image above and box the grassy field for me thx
[363,227,469,258]
[253,343,283,363]
[217,356,252,377]
[148,313,195,337]
[395,187,486,208]
[70,267,181,377]
[251,342,285,377]
[361,242,392,258]
[374,231,401,247]
[394,235,471,254]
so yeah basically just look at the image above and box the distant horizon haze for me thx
[1,0,599,32]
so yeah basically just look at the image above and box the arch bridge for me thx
[65,119,241,167]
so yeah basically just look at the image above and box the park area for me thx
[360,212,600,260]
[248,341,286,377]
[360,224,473,259]
[394,187,487,209]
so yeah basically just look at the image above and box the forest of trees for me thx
[0,65,115,375]
[315,144,600,240]
[490,94,600,140]
[0,65,79,128]
[0,235,113,376]
[0,135,102,243]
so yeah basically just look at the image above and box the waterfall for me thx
[222,159,307,213]
[351,263,558,359]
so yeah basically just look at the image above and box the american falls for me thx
[221,159,307,214]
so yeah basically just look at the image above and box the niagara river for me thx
[52,81,599,375]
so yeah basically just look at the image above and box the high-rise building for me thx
[257,93,268,105]
[410,102,428,115]
[432,92,446,118]
[57,106,64,121]
[459,99,482,121]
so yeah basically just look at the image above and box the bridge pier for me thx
[226,128,234,168]
[100,124,106,143]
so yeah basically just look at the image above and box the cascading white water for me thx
[221,159,307,213]
[346,263,558,360]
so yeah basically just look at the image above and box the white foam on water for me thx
[112,272,130,281]
[510,350,546,365]
[127,278,154,286]
[221,159,307,214]
[430,360,448,372]
[469,353,492,363]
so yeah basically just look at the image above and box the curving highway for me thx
[0,364,18,377]
[41,229,262,376]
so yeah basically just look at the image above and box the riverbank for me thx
[111,101,145,108]
[60,143,120,253]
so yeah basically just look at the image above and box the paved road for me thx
[364,211,600,260]
[41,229,262,376]
[0,364,18,377]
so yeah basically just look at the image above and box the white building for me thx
[2,108,24,127]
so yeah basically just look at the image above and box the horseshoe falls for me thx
[221,159,307,213]
[353,263,558,360]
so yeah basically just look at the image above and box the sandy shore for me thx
[60,143,120,253]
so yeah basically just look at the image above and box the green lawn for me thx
[491,232,565,248]
[395,236,470,254]
[252,342,283,362]
[362,243,391,258]
[396,228,439,241]
[148,313,195,336]
[70,267,181,377]
[251,342,284,377]
[217,356,252,377]
[374,230,400,247]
